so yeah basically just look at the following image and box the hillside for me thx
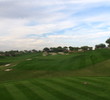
[0,49,110,100]
[0,49,110,83]
[14,49,110,71]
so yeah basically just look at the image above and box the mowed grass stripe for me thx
[61,77,110,99]
[80,77,110,84]
[4,84,29,100]
[96,78,110,84]
[20,81,60,100]
[31,80,74,100]
[46,78,109,100]
[35,79,92,100]
[64,77,107,91]
[76,77,110,91]
[76,77,110,88]
[96,77,110,81]
[15,83,44,100]
[0,85,14,100]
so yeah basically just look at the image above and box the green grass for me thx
[0,52,42,65]
[0,49,110,100]
[0,49,110,83]
[14,49,110,71]
[0,77,110,100]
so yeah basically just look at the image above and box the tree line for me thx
[43,46,93,53]
[0,49,39,57]
[0,38,110,57]
[43,38,110,53]
[95,38,110,49]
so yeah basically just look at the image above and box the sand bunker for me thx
[4,69,12,72]
[5,64,11,67]
[83,82,88,85]
[26,59,32,61]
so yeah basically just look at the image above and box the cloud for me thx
[0,0,110,50]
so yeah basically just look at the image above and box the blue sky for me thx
[0,0,110,51]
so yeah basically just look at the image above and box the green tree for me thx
[106,38,110,47]
[43,47,50,52]
[69,46,79,51]
[95,43,106,49]
[57,46,63,52]
[69,46,74,51]
[63,46,68,53]
[81,46,89,51]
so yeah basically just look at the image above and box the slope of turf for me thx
[0,49,110,83]
[14,49,110,71]
[0,49,110,100]
[0,52,42,66]
[0,77,110,100]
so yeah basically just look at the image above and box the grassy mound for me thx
[0,49,110,83]
[14,49,110,71]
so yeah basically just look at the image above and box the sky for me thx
[0,0,110,51]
